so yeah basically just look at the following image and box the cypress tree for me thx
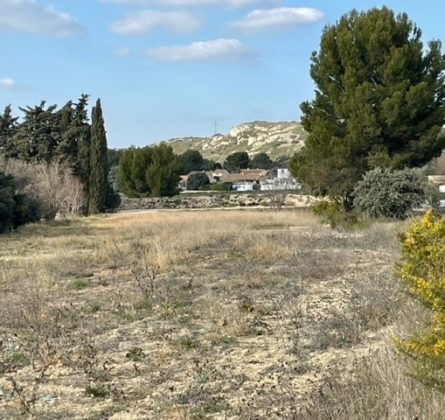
[74,95,91,213]
[88,99,108,214]
[0,105,18,157]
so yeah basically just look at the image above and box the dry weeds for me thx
[0,209,440,419]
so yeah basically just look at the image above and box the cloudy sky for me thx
[1,0,445,147]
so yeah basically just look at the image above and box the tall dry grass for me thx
[0,209,443,418]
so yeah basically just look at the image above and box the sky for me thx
[1,1,445,148]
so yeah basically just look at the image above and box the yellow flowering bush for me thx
[396,210,445,389]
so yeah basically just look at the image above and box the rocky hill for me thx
[159,121,306,162]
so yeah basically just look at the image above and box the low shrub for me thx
[0,172,41,233]
[311,200,365,229]
[354,168,435,219]
[186,172,210,191]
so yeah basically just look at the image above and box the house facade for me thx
[260,168,301,191]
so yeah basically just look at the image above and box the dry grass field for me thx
[0,209,444,419]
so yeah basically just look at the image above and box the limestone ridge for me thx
[159,121,306,162]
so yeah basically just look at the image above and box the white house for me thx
[260,168,300,191]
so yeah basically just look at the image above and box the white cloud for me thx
[100,0,279,8]
[0,78,16,89]
[230,7,324,31]
[147,38,252,61]
[0,0,85,37]
[111,9,201,35]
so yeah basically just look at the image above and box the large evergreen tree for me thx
[88,99,108,214]
[250,152,274,169]
[290,7,445,206]
[73,95,92,212]
[224,151,250,172]
[176,150,204,175]
[117,145,179,198]
[146,144,180,197]
[11,102,59,162]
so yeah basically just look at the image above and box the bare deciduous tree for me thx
[0,157,85,220]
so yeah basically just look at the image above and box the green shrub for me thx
[396,211,445,390]
[311,200,364,228]
[85,384,109,398]
[0,172,41,233]
[354,168,433,219]
[210,182,232,191]
[186,172,210,191]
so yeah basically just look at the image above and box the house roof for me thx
[225,169,270,183]
[205,169,230,180]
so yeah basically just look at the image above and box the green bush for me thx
[312,200,365,229]
[186,172,210,191]
[354,168,433,219]
[210,182,233,191]
[0,172,41,233]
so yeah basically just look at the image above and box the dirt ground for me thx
[0,209,419,419]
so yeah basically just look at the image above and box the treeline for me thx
[116,147,284,198]
[0,95,119,233]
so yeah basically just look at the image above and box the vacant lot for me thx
[0,210,443,419]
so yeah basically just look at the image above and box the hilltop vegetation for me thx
[160,121,306,163]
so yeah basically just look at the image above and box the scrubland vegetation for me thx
[0,209,443,419]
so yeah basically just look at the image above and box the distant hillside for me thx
[159,121,306,162]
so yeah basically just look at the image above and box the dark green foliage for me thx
[0,172,41,233]
[354,168,432,219]
[11,192,41,229]
[105,184,121,211]
[0,105,18,156]
[88,99,109,214]
[11,102,60,162]
[0,172,15,232]
[117,147,152,197]
[75,96,92,212]
[312,200,365,229]
[202,158,222,171]
[146,144,180,197]
[186,172,210,190]
[117,145,180,198]
[224,152,250,172]
[291,7,445,203]
[250,152,273,169]
[176,150,204,174]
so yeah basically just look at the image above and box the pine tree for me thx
[290,7,445,207]
[12,102,59,162]
[224,152,250,173]
[88,99,108,214]
[117,145,180,198]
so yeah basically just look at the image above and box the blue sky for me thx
[1,0,445,148]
